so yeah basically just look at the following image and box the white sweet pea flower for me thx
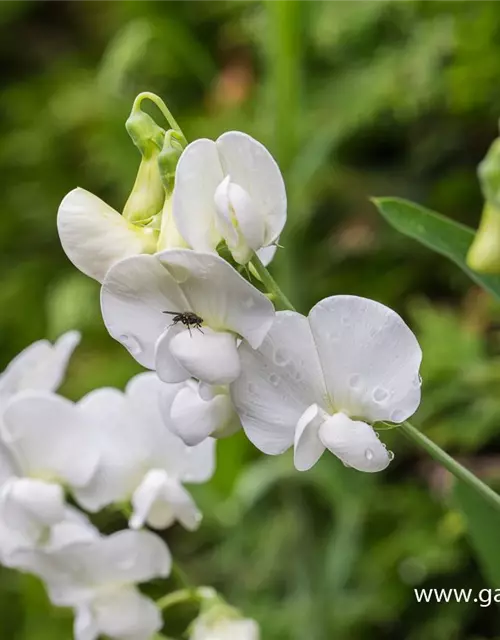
[73,372,215,531]
[0,331,80,409]
[101,250,274,386]
[23,529,170,640]
[190,610,260,640]
[173,132,286,264]
[231,296,422,473]
[161,380,240,446]
[58,188,158,283]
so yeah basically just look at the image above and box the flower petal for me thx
[73,388,145,512]
[309,295,422,424]
[166,381,233,446]
[101,253,190,369]
[216,131,286,245]
[293,404,326,472]
[169,327,240,385]
[92,588,161,640]
[231,311,327,455]
[0,331,80,399]
[155,325,191,383]
[130,469,201,531]
[172,139,224,252]
[128,374,216,481]
[2,391,99,488]
[74,606,99,640]
[58,188,157,283]
[158,249,274,348]
[319,413,391,472]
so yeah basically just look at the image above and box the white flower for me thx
[101,250,274,386]
[72,372,215,531]
[0,331,80,409]
[161,380,240,446]
[0,391,100,553]
[231,295,422,472]
[173,132,286,264]
[190,612,260,640]
[23,529,170,640]
[58,188,158,283]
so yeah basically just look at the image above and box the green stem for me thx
[133,91,186,141]
[170,561,191,589]
[401,421,500,512]
[156,588,202,611]
[251,253,296,311]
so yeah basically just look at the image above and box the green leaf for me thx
[454,479,500,588]
[373,197,500,300]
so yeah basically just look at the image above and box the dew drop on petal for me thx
[341,316,351,326]
[248,383,256,394]
[119,334,142,356]
[388,450,395,461]
[244,297,256,309]
[273,348,290,366]
[365,448,374,461]
[413,374,423,388]
[372,387,389,403]
[269,373,280,386]
[348,373,362,389]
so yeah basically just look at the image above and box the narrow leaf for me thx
[373,197,500,299]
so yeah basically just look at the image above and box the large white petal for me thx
[92,587,162,640]
[172,138,224,252]
[169,327,240,385]
[58,188,157,283]
[73,388,148,512]
[2,392,99,488]
[0,442,17,485]
[0,331,80,400]
[101,254,190,369]
[74,606,99,640]
[309,295,422,424]
[167,380,235,448]
[158,250,274,348]
[126,373,216,482]
[318,413,391,473]
[231,311,327,455]
[216,131,286,245]
[130,469,201,531]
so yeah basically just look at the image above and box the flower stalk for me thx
[251,252,296,311]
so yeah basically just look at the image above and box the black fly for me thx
[163,311,204,336]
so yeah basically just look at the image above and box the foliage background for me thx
[1,1,500,638]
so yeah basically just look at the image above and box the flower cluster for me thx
[2,92,423,640]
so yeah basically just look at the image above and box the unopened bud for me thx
[479,137,500,210]
[466,202,500,273]
[122,150,165,223]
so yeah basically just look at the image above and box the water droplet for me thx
[327,333,340,342]
[248,383,256,394]
[273,348,290,366]
[365,448,374,461]
[390,409,405,423]
[119,334,142,356]
[294,371,302,382]
[375,432,380,439]
[269,373,280,386]
[388,450,395,461]
[413,374,423,388]
[372,387,389,403]
[342,460,351,468]
[244,297,256,309]
[348,373,362,389]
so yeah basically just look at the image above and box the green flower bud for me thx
[125,109,164,157]
[466,203,500,273]
[478,137,500,210]
[158,130,184,195]
[122,149,165,223]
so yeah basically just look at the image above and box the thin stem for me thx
[156,588,202,611]
[251,252,296,311]
[133,91,185,139]
[170,561,191,589]
[401,421,500,512]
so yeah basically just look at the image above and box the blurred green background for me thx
[2,1,500,638]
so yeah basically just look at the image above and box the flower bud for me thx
[158,130,184,195]
[125,108,164,156]
[478,137,500,210]
[466,202,500,273]
[122,150,165,224]
[190,601,260,640]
